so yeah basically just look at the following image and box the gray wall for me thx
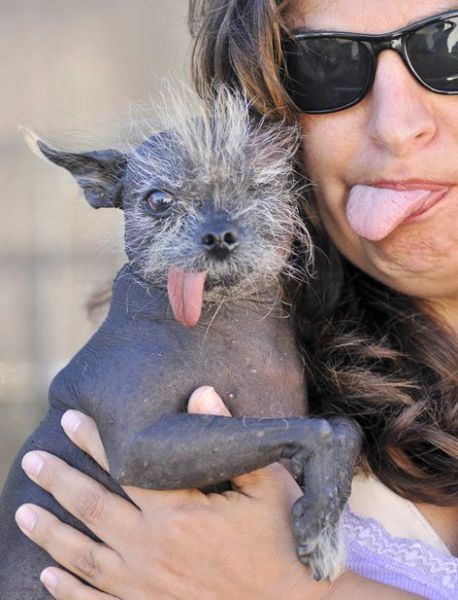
[1,0,190,485]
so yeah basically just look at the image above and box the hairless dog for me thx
[0,86,361,597]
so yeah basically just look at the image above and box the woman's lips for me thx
[402,189,449,224]
[346,183,450,241]
[371,180,451,192]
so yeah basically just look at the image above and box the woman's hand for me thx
[15,387,325,600]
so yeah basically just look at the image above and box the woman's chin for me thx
[362,226,458,300]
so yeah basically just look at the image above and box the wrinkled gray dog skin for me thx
[0,88,361,597]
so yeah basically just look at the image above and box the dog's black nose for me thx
[201,221,240,259]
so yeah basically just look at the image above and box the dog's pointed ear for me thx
[20,127,127,209]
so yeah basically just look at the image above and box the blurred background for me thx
[0,0,190,485]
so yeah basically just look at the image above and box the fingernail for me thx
[199,386,223,410]
[61,410,82,433]
[40,569,59,592]
[22,452,44,478]
[16,505,38,533]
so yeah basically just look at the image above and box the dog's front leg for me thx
[99,412,360,580]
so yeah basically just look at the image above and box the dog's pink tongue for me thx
[167,267,207,328]
[346,185,432,241]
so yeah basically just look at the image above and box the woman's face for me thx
[291,0,458,309]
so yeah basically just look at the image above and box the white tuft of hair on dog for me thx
[308,520,347,582]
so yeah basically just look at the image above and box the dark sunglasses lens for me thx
[283,37,372,112]
[407,17,458,92]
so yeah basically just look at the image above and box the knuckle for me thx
[73,545,102,582]
[74,488,108,525]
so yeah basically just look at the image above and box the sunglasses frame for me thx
[282,9,458,114]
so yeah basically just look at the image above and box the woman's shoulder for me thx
[343,475,458,600]
[348,474,450,552]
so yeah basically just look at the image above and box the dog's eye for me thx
[143,190,174,216]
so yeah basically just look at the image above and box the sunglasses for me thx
[281,10,458,114]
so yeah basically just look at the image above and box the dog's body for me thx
[0,88,361,597]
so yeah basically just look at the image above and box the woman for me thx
[14,0,458,597]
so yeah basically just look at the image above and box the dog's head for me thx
[24,86,310,326]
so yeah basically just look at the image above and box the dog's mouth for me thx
[167,267,247,328]
[167,267,208,328]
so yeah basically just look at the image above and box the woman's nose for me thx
[367,51,437,157]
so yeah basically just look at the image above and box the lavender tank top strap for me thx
[342,509,458,599]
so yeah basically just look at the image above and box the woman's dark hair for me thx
[188,0,458,505]
[189,0,296,119]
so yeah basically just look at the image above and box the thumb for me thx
[188,385,232,417]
